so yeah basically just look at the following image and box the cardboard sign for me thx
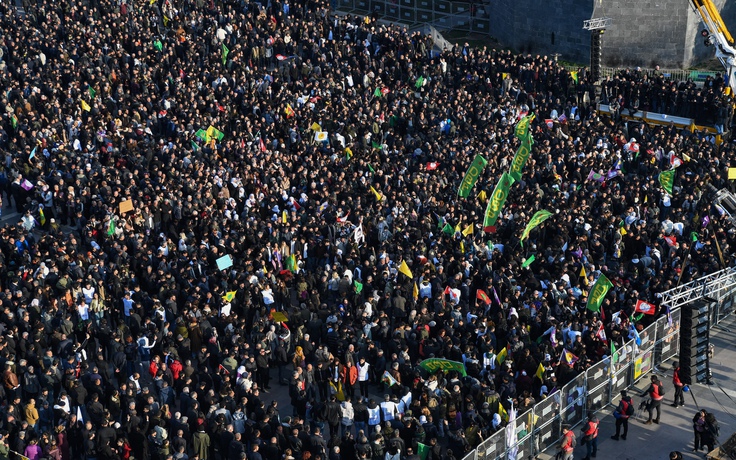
[729,168,736,180]
[119,200,134,213]
[216,255,234,271]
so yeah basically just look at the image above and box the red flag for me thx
[381,87,390,96]
[634,300,657,315]
[596,323,607,343]
[476,289,491,306]
[427,162,439,171]
[544,119,554,129]
[290,197,301,211]
[259,138,267,152]
[664,235,677,247]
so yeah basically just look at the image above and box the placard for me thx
[119,200,134,213]
[216,255,233,271]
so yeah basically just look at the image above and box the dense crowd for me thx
[0,0,735,459]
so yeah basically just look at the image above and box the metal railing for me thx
[562,65,722,84]
[457,277,735,460]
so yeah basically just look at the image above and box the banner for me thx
[514,114,535,141]
[508,137,534,182]
[659,169,675,195]
[458,154,488,198]
[520,210,553,244]
[483,173,515,229]
[418,358,467,377]
[586,274,613,312]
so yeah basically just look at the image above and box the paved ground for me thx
[538,313,736,460]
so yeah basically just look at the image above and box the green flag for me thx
[11,114,17,129]
[691,231,698,242]
[415,76,425,89]
[520,210,553,245]
[659,169,675,195]
[107,218,116,236]
[153,39,163,51]
[191,140,200,152]
[483,172,515,229]
[417,443,429,460]
[458,154,488,198]
[442,223,455,236]
[374,87,382,98]
[521,254,536,268]
[509,136,534,182]
[514,114,535,141]
[586,274,613,313]
[354,280,363,294]
[368,164,375,174]
[285,254,297,273]
[222,43,230,65]
[418,358,467,377]
[611,342,619,365]
[195,129,210,142]
[88,86,97,99]
[371,140,382,150]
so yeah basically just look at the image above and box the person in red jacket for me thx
[640,375,665,424]
[580,413,599,460]
[558,424,576,460]
[671,361,685,408]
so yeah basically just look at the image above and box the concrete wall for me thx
[486,0,594,63]
[482,0,736,69]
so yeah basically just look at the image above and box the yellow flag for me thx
[644,195,648,204]
[163,15,170,26]
[460,241,465,253]
[580,266,587,279]
[413,282,419,300]
[398,260,413,279]
[496,346,508,364]
[282,210,287,224]
[81,100,91,112]
[683,153,691,162]
[149,0,155,5]
[478,190,487,202]
[462,224,474,236]
[310,122,321,131]
[370,186,382,201]
[688,122,696,133]
[455,222,461,233]
[498,402,508,422]
[502,73,509,80]
[535,362,545,381]
[222,291,237,302]
[620,226,627,236]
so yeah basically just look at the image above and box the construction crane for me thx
[690,0,736,95]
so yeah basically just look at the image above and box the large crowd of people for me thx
[0,0,735,459]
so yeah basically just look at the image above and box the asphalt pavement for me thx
[538,313,736,460]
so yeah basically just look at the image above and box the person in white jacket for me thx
[340,398,355,438]
[357,358,370,398]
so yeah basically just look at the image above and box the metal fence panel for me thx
[416,9,433,23]
[534,417,562,457]
[515,432,534,460]
[433,0,450,13]
[611,359,632,401]
[585,358,610,390]
[476,429,506,460]
[533,393,560,429]
[461,450,477,460]
[399,7,415,22]
[561,373,586,427]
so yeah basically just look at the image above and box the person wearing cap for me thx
[671,361,685,408]
[580,413,599,460]
[558,424,576,460]
[611,390,634,440]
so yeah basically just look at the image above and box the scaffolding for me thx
[659,266,736,323]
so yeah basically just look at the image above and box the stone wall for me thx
[481,0,736,69]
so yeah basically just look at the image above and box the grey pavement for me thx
[538,313,736,460]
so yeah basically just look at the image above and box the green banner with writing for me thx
[483,172,515,229]
[418,358,467,377]
[509,136,534,182]
[458,154,488,198]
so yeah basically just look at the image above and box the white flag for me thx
[354,224,365,244]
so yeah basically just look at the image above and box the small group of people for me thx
[557,374,721,459]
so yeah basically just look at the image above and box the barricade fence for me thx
[462,312,688,459]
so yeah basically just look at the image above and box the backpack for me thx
[569,433,577,448]
[622,400,635,416]
[658,383,666,396]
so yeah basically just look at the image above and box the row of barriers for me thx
[458,275,736,460]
